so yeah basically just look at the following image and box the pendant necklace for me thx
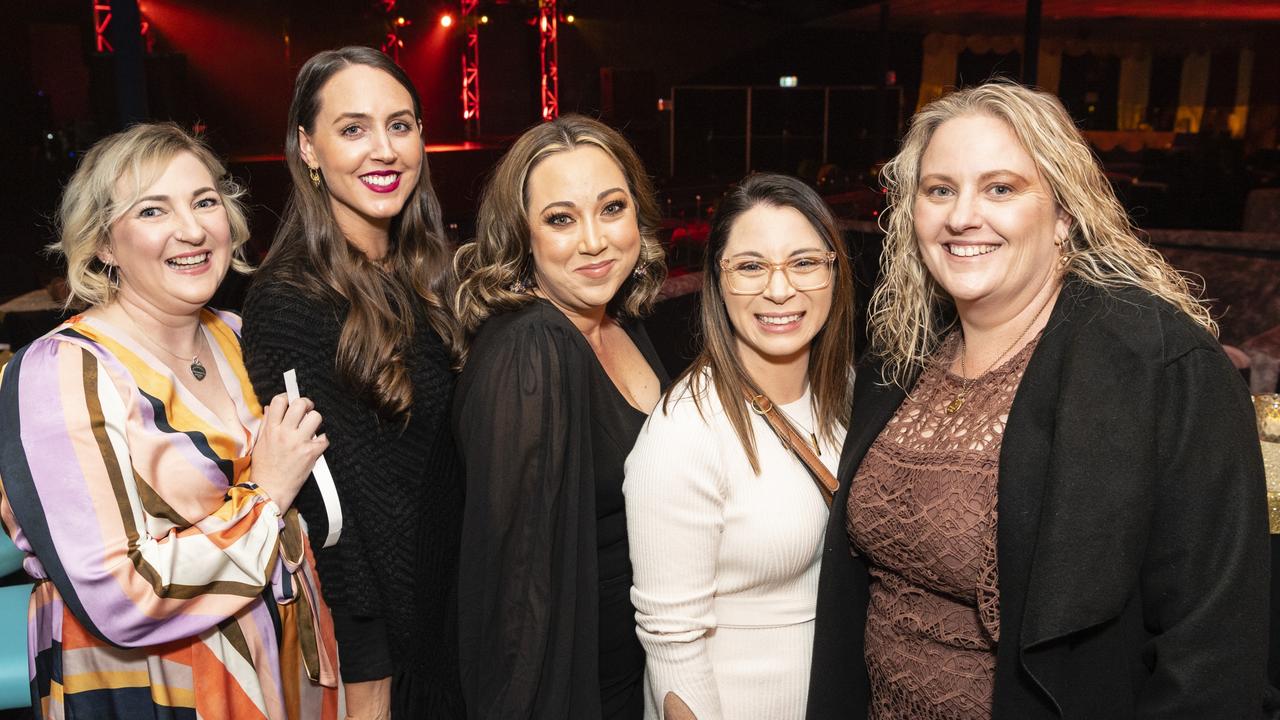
[946,286,1056,414]
[776,398,821,455]
[120,307,207,381]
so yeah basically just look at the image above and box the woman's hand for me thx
[664,691,698,720]
[250,393,327,512]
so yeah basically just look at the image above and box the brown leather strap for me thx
[746,390,838,508]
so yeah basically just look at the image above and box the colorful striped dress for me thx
[0,309,341,720]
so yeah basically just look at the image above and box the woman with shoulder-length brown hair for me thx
[452,114,668,719]
[808,81,1267,719]
[241,46,465,719]
[624,173,855,720]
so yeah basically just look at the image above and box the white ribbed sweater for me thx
[624,372,844,720]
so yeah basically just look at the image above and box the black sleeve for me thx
[240,282,392,682]
[454,315,602,719]
[1138,346,1270,716]
[329,612,394,682]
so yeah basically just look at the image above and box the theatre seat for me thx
[0,582,30,710]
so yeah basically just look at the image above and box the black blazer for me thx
[807,279,1270,719]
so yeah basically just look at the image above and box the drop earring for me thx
[309,166,321,187]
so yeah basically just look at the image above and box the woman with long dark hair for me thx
[241,46,465,719]
[624,173,855,720]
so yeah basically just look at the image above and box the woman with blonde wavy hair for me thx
[808,81,1268,719]
[452,114,667,719]
[0,122,339,719]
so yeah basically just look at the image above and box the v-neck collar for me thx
[71,310,256,450]
[529,297,668,415]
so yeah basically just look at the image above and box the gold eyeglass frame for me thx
[719,251,838,295]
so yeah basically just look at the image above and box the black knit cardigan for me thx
[240,275,464,712]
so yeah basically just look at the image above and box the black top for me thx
[807,279,1270,720]
[453,299,669,720]
[240,276,464,717]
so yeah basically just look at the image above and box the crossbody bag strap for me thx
[745,389,838,508]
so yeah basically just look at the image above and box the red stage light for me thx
[440,13,453,27]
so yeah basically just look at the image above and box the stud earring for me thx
[309,166,321,187]
[632,263,646,279]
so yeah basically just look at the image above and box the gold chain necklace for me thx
[775,394,821,455]
[945,287,1056,414]
[119,306,208,381]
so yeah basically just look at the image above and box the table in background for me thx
[0,288,77,350]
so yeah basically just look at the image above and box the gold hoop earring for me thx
[309,166,321,187]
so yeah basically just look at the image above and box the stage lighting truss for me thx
[92,1,152,54]
[538,0,559,120]
[94,1,113,52]
[462,0,481,135]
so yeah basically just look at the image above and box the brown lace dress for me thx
[847,331,1041,720]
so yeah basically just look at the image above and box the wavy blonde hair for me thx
[453,114,666,356]
[871,81,1215,387]
[52,122,251,309]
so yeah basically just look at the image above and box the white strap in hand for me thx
[283,369,342,548]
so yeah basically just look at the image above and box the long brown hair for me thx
[453,114,667,358]
[257,46,460,418]
[667,173,855,473]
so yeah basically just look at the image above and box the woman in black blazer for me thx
[808,82,1269,719]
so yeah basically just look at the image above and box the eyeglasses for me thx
[719,252,837,295]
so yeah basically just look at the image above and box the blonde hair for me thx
[453,115,666,354]
[51,122,251,309]
[871,81,1215,387]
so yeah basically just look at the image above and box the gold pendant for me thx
[945,394,965,414]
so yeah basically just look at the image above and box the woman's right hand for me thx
[250,393,328,512]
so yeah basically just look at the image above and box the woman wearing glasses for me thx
[624,173,855,720]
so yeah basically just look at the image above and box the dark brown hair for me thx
[453,114,666,357]
[257,46,460,418]
[667,173,855,473]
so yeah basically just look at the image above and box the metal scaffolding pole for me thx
[539,0,559,120]
[461,0,480,136]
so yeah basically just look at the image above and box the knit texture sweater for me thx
[624,369,842,719]
[240,276,464,712]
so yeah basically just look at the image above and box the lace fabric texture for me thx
[847,332,1040,720]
